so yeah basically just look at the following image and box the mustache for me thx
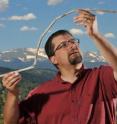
[69,48,80,55]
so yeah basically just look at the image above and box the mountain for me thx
[0,48,107,71]
[0,48,47,61]
[83,51,107,68]
[0,48,55,70]
[83,51,106,63]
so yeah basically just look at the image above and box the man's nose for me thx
[68,42,78,49]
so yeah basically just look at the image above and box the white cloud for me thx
[20,26,38,32]
[104,33,115,39]
[9,13,36,21]
[0,0,9,11]
[48,0,63,6]
[69,28,85,36]
[0,23,5,28]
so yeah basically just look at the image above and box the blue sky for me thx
[0,0,117,52]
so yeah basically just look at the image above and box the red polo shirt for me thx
[19,65,117,124]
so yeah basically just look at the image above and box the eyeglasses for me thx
[54,38,80,53]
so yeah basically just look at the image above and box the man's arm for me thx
[2,72,22,124]
[74,9,117,81]
[89,31,117,81]
[4,92,19,124]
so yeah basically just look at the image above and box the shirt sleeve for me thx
[18,94,39,124]
[99,65,117,98]
[18,92,49,124]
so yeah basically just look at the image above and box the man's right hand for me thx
[2,71,22,95]
[74,9,98,36]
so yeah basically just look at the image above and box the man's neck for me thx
[60,63,83,84]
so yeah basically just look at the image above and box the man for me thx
[2,9,117,124]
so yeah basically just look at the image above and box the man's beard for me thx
[68,53,82,65]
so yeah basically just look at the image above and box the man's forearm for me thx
[89,32,117,72]
[4,92,19,124]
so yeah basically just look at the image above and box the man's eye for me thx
[70,39,75,43]
[67,40,73,44]
[62,42,67,47]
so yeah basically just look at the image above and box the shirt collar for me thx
[54,64,85,84]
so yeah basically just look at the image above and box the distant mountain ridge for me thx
[0,48,47,62]
[0,48,107,70]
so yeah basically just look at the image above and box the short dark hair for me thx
[45,30,73,58]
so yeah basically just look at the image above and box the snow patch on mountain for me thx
[0,48,107,69]
[83,51,106,63]
[0,48,47,62]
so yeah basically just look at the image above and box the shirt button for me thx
[72,99,75,102]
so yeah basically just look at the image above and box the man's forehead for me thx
[52,34,73,44]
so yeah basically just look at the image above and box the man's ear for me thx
[50,56,58,65]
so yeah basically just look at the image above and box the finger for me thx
[2,72,14,82]
[2,72,21,87]
[7,75,21,86]
[74,16,95,28]
[74,15,95,22]
[8,77,21,87]
[3,74,17,85]
[77,15,95,20]
[76,9,95,20]
[74,18,92,28]
[74,17,88,24]
[78,9,94,16]
[74,17,94,24]
[3,77,21,90]
[77,21,87,27]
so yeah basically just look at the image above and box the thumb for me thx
[93,17,99,33]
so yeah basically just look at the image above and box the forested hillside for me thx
[0,67,56,124]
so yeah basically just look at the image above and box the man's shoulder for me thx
[27,75,58,97]
[92,65,113,73]
[85,65,112,71]
[83,65,112,77]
